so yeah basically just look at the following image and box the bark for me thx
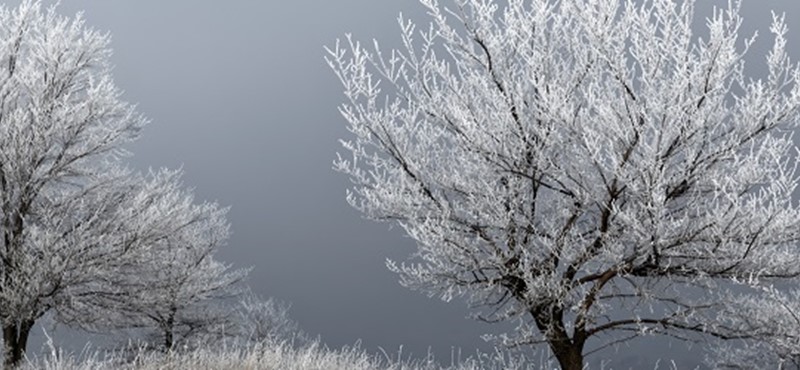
[164,329,174,351]
[532,307,586,370]
[549,340,585,370]
[163,307,177,351]
[3,319,34,370]
[163,321,174,350]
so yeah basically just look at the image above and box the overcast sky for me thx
[13,0,800,367]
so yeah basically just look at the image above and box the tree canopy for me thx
[328,0,800,368]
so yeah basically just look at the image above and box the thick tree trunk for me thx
[3,319,34,370]
[549,341,585,370]
[531,306,586,370]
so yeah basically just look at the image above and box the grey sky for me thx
[13,0,800,367]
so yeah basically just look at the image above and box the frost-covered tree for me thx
[80,176,249,352]
[234,291,307,346]
[0,1,240,367]
[327,0,800,368]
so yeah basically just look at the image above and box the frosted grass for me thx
[19,338,546,370]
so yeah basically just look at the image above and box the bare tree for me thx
[0,2,240,367]
[327,0,800,368]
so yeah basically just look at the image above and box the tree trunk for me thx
[549,340,584,370]
[531,306,585,370]
[164,329,174,351]
[3,319,34,370]
[164,308,176,351]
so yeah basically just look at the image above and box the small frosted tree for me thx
[79,174,249,352]
[138,207,248,352]
[327,0,800,368]
[234,291,307,346]
[0,1,241,367]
